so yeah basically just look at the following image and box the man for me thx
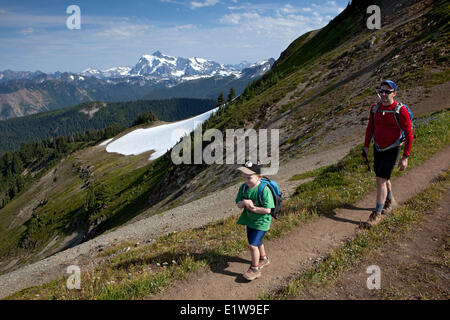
[362,80,413,227]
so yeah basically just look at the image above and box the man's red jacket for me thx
[364,101,413,157]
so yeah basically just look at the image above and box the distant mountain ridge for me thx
[0,52,274,120]
[81,51,263,81]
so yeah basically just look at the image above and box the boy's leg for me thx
[258,244,266,258]
[258,244,270,268]
[243,244,262,280]
[249,245,260,267]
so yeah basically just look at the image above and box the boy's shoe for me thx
[243,266,261,281]
[259,256,270,269]
[382,197,397,214]
[367,210,382,227]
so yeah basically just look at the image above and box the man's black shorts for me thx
[373,147,400,180]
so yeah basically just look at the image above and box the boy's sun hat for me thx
[380,80,397,91]
[237,160,262,175]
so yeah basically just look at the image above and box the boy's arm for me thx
[242,199,271,214]
[236,201,245,209]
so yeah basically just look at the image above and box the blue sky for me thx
[0,0,349,73]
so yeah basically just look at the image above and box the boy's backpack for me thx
[242,177,283,219]
[371,101,413,151]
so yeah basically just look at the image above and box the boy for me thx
[235,161,275,281]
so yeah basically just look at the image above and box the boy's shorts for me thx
[246,226,267,247]
[373,146,400,180]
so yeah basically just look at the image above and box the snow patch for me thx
[99,138,114,146]
[106,107,218,160]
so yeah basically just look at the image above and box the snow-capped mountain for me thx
[81,66,132,79]
[0,52,274,120]
[80,51,272,82]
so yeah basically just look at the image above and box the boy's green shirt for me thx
[235,182,275,231]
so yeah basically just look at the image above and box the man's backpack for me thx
[371,101,413,151]
[242,177,283,219]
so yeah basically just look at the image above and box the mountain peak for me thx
[79,52,273,81]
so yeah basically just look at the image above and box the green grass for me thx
[5,109,449,300]
[424,69,450,87]
[0,148,170,265]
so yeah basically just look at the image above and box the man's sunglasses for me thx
[379,89,394,94]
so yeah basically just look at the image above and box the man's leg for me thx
[366,176,387,226]
[376,176,388,211]
[386,180,392,199]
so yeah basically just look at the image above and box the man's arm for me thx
[398,107,413,157]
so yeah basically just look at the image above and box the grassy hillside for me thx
[0,0,448,274]
[6,108,449,300]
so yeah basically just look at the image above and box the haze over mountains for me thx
[0,52,274,120]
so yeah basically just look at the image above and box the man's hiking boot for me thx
[243,266,261,281]
[259,256,270,269]
[382,197,397,214]
[367,210,382,227]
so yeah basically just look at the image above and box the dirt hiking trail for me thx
[150,146,450,300]
[307,186,450,299]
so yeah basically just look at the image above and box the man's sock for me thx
[387,190,392,200]
[376,203,384,213]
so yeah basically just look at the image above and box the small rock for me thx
[172,260,177,265]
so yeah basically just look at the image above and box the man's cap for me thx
[237,160,262,175]
[380,80,398,91]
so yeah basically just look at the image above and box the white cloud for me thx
[96,23,152,38]
[160,0,185,3]
[190,0,220,9]
[280,4,299,14]
[19,27,33,35]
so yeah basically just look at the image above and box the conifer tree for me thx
[227,87,235,103]
[217,92,225,107]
